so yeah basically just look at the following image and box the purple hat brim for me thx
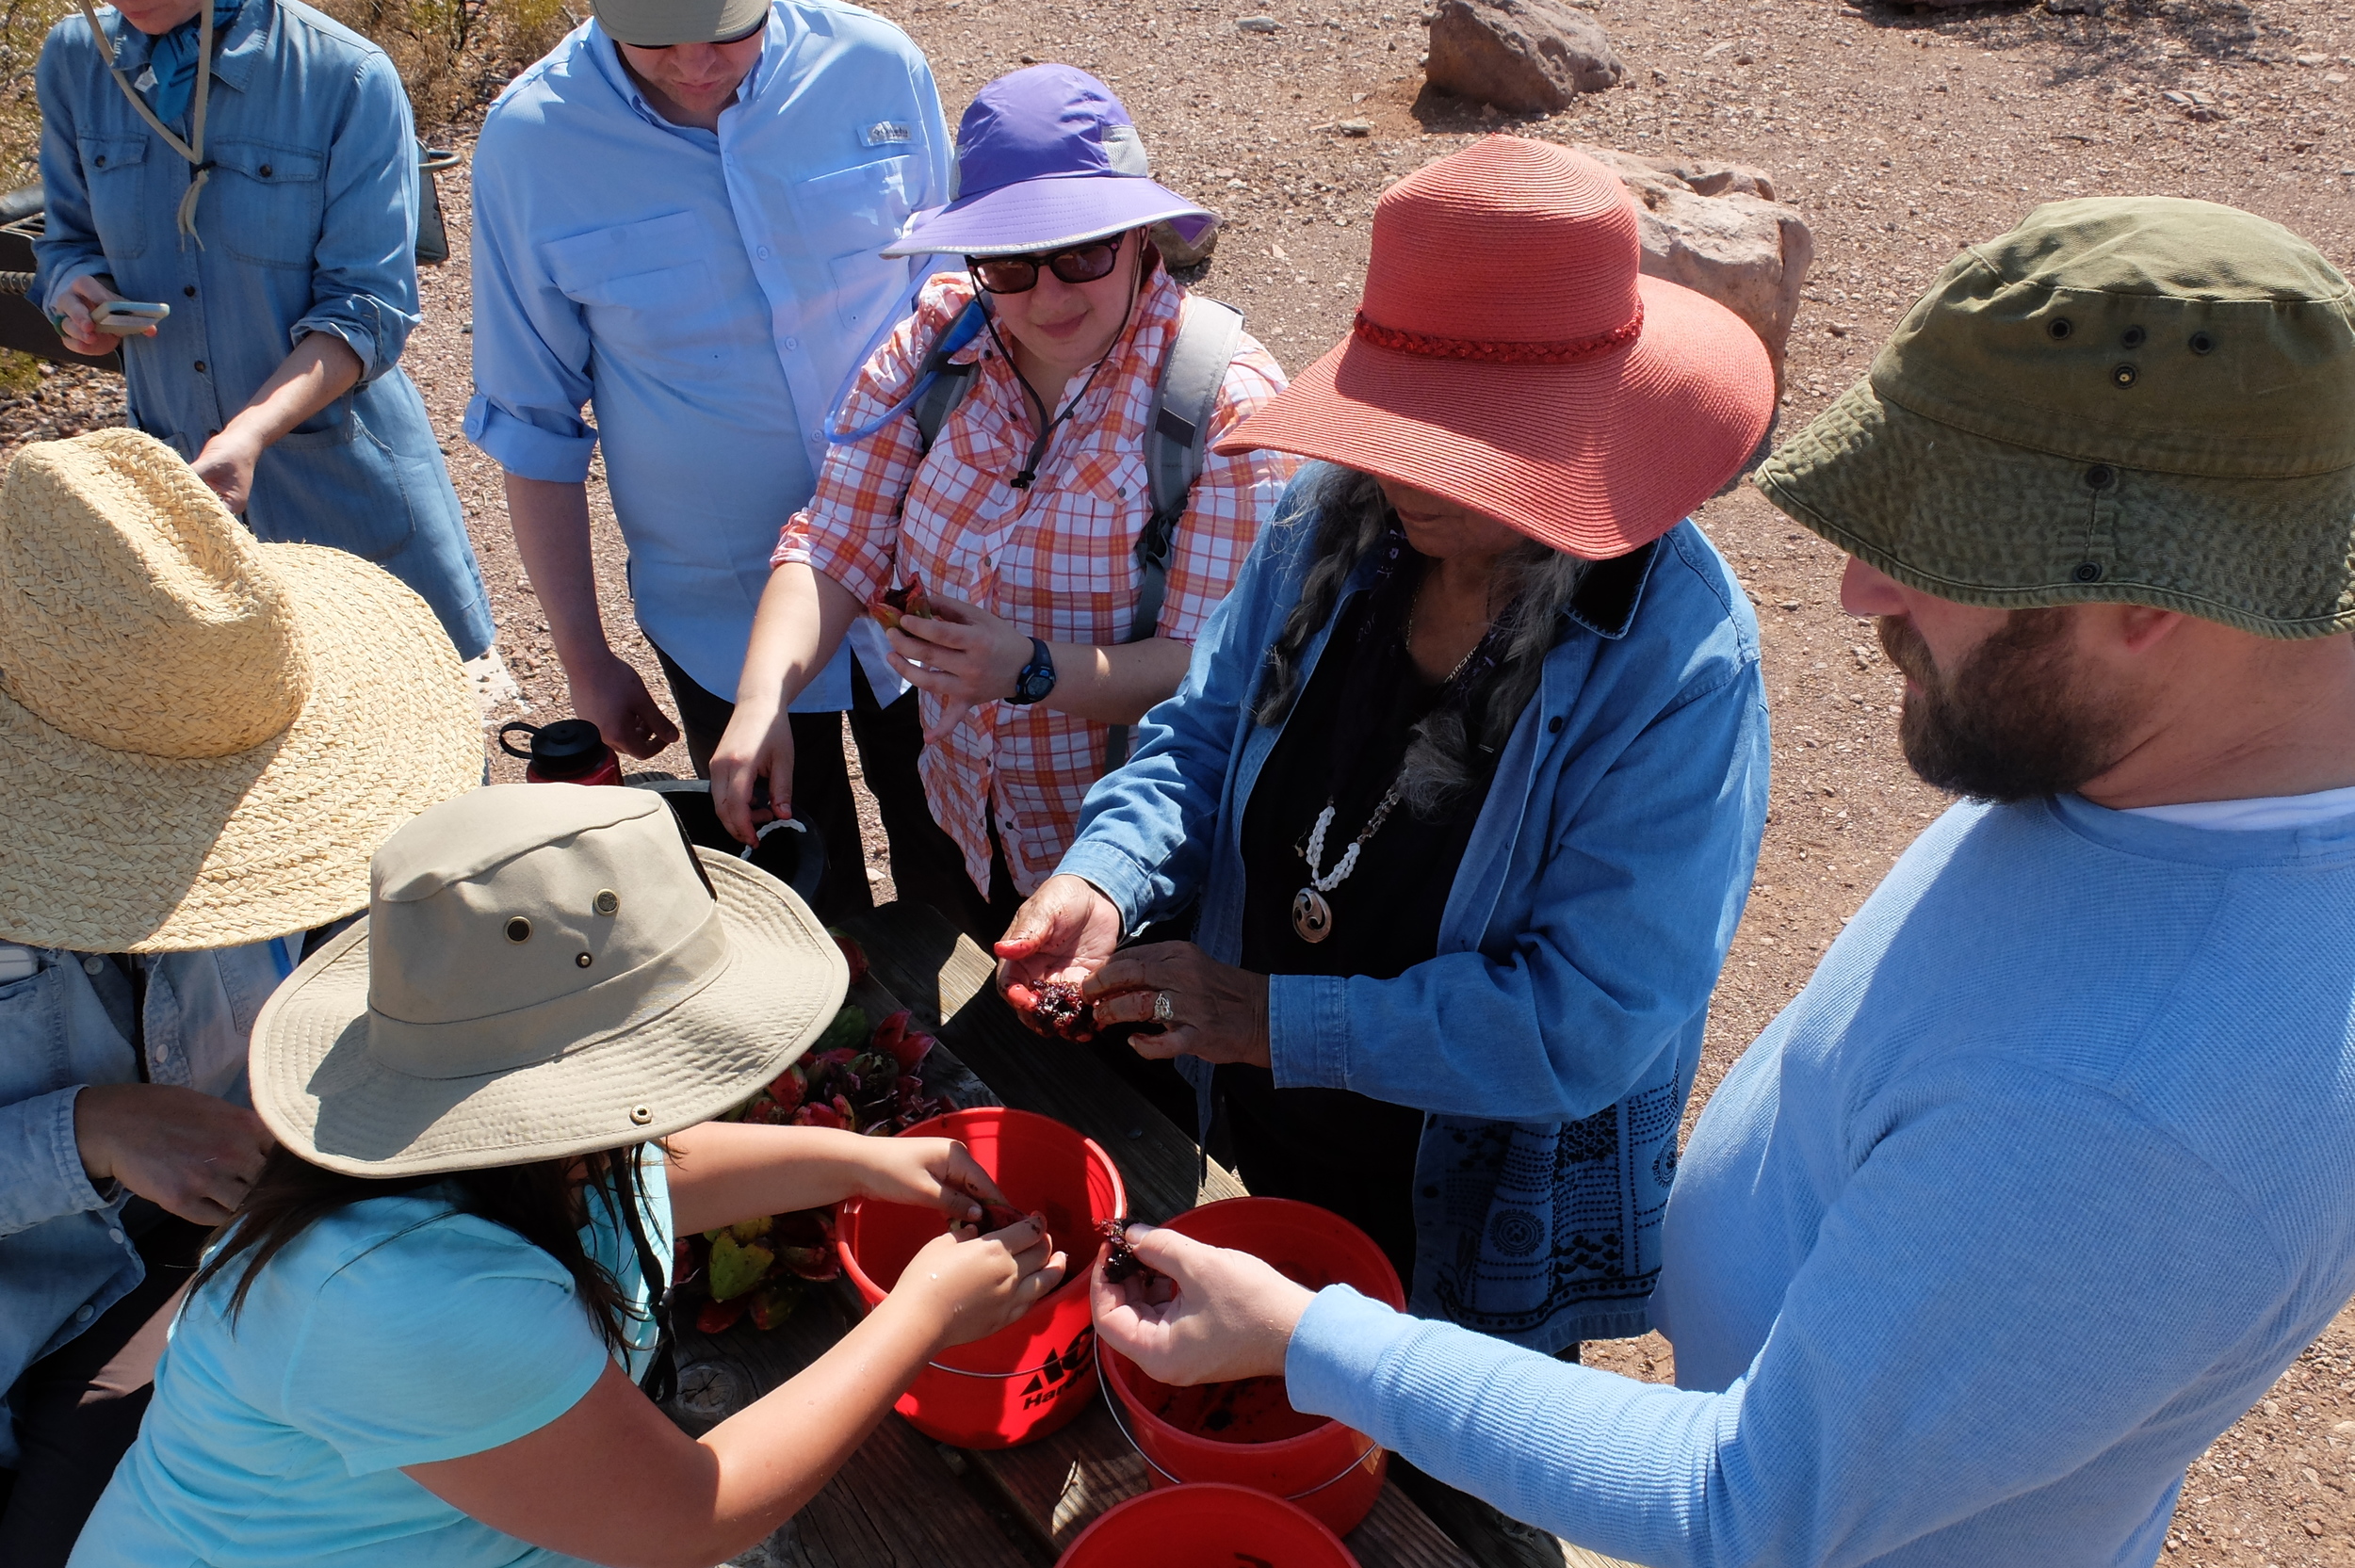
[881,173,1216,258]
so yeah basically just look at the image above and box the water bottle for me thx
[498,719,624,788]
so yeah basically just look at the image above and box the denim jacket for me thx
[33,0,494,658]
[0,939,291,1467]
[1060,468,1770,1349]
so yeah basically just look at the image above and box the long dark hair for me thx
[1256,466,1589,817]
[190,1142,663,1361]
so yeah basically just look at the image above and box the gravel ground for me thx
[8,0,2355,1559]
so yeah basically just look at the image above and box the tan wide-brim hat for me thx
[0,429,480,953]
[252,784,848,1175]
[591,0,767,47]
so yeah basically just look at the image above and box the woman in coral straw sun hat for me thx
[997,137,1778,1562]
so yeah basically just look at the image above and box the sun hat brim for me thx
[0,542,480,954]
[249,850,848,1176]
[1214,274,1777,559]
[1756,378,2355,639]
[883,175,1215,258]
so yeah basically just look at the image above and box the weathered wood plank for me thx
[838,902,1246,1223]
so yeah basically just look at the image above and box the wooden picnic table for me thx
[663,898,1479,1568]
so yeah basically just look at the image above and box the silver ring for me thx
[1152,991,1175,1025]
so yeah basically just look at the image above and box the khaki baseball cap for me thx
[251,784,846,1176]
[1756,197,2355,639]
[593,0,767,47]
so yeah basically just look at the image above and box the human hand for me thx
[49,275,153,358]
[74,1083,273,1227]
[892,1217,1068,1351]
[850,1137,1014,1225]
[1091,1224,1314,1386]
[709,695,793,847]
[884,590,1034,743]
[996,875,1127,1029]
[1084,942,1271,1068]
[191,427,264,513]
[563,649,681,763]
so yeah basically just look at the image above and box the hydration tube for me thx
[822,296,991,445]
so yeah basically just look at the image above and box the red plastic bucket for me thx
[837,1107,1125,1448]
[1099,1197,1405,1536]
[1056,1482,1361,1568]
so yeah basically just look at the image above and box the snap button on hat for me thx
[2113,364,2138,388]
[594,890,620,916]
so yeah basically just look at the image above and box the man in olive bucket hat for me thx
[1087,199,2355,1566]
[0,428,481,1564]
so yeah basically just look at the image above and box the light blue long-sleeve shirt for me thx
[0,938,294,1469]
[1060,467,1769,1349]
[34,0,495,659]
[1284,795,2355,1566]
[464,2,945,706]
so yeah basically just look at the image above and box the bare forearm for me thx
[505,474,613,669]
[665,1123,885,1236]
[1041,635,1192,725]
[736,564,860,713]
[222,332,363,450]
[686,1294,938,1557]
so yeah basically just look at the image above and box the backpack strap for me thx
[908,359,975,459]
[1103,295,1246,772]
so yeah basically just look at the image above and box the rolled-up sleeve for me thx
[292,50,422,383]
[771,288,946,603]
[463,119,600,483]
[0,1086,111,1238]
[31,20,112,314]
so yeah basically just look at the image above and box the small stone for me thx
[1019,52,1035,62]
[1425,0,1624,112]
[1339,118,1373,135]
[1733,51,1754,64]
[2294,53,2327,66]
[1237,14,1283,31]
[2332,1419,2355,1434]
[2306,1519,2326,1537]
[2328,73,2350,85]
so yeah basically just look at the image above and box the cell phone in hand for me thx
[91,299,169,334]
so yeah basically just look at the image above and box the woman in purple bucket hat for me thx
[713,65,1297,950]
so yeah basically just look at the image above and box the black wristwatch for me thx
[1009,637,1057,705]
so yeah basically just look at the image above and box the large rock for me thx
[1578,145,1816,395]
[1425,0,1624,114]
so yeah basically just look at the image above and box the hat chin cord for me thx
[975,232,1144,491]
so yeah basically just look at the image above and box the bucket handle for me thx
[1093,1345,1380,1505]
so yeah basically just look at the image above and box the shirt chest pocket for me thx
[0,954,73,1106]
[792,156,916,336]
[208,140,325,270]
[1027,448,1148,601]
[77,135,149,260]
[542,211,723,364]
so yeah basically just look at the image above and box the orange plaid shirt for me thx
[775,267,1296,897]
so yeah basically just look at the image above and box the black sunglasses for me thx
[967,239,1123,295]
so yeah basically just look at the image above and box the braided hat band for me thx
[1351,303,1646,365]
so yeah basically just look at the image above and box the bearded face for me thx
[1876,607,2145,803]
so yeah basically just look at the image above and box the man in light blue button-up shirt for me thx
[467,0,951,914]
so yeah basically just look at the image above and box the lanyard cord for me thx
[974,259,1140,492]
[77,0,216,244]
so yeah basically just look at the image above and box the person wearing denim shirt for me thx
[0,428,482,1564]
[0,939,291,1566]
[33,0,496,660]
[999,141,1777,1562]
[466,0,949,915]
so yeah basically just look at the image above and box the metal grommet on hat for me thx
[2121,326,2147,349]
[2073,562,2105,583]
[593,889,620,916]
[2084,464,2116,491]
[629,1104,654,1126]
[506,916,532,943]
[2112,364,2139,388]
[2048,317,2074,340]
[2189,331,2217,355]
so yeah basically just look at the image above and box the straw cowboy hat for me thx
[0,428,480,953]
[251,784,849,1175]
[1219,137,1778,559]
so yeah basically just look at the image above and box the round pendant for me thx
[1291,886,1334,944]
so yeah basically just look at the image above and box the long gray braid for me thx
[1255,466,1590,819]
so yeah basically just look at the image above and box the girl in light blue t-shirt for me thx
[69,784,1070,1567]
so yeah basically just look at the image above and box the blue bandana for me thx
[138,0,241,129]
